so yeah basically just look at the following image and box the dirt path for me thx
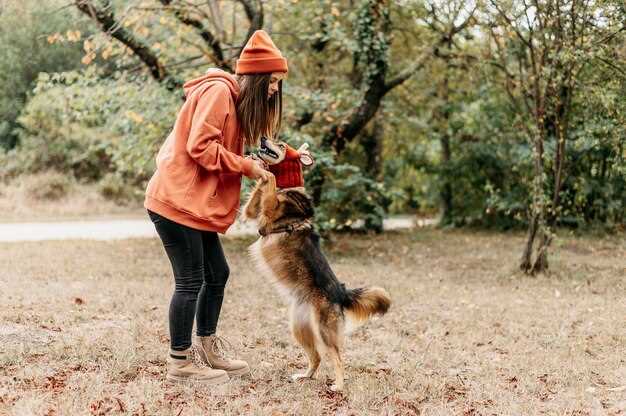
[0,216,435,242]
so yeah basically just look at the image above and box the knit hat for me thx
[236,30,288,75]
[268,145,303,188]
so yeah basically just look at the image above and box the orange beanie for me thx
[236,30,288,75]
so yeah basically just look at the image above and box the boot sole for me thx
[226,366,250,376]
[166,373,229,386]
[196,347,250,377]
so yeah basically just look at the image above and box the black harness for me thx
[259,219,313,236]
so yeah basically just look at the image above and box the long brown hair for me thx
[236,74,283,148]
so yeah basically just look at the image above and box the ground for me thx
[0,229,625,415]
[0,173,144,222]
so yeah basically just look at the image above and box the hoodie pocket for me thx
[205,173,241,216]
[188,167,219,203]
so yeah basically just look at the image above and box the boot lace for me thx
[188,344,206,367]
[209,334,234,358]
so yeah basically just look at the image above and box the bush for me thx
[22,171,73,201]
[383,82,625,230]
[0,148,21,181]
[317,162,390,232]
[97,173,141,204]
[278,131,391,232]
[15,70,179,185]
[0,0,86,150]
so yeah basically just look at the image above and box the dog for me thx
[242,150,391,391]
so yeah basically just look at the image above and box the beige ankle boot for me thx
[166,347,229,385]
[195,335,250,376]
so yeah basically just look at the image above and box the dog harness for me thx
[259,219,313,236]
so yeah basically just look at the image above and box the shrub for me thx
[0,0,86,150]
[97,173,141,205]
[15,70,179,185]
[22,171,73,201]
[279,131,391,232]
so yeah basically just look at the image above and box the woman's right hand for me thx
[249,160,273,182]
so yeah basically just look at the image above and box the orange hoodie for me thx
[144,69,255,233]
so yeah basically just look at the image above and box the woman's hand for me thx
[249,159,273,182]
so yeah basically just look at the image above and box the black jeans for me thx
[148,210,230,351]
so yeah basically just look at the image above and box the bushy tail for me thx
[343,287,391,331]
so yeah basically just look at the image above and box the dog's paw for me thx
[291,373,313,382]
[329,383,343,392]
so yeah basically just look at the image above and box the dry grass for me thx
[0,173,143,222]
[0,229,625,415]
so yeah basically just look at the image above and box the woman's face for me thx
[268,72,286,99]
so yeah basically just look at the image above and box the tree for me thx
[421,0,478,225]
[73,0,263,89]
[320,0,474,155]
[0,0,86,149]
[304,0,475,215]
[484,0,625,274]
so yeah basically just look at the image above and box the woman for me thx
[144,30,287,385]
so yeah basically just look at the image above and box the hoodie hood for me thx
[183,68,240,100]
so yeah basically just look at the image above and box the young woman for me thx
[144,30,287,385]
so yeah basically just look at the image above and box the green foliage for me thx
[276,131,390,233]
[384,65,626,231]
[0,0,86,149]
[98,172,140,204]
[317,161,390,233]
[353,0,390,84]
[557,78,626,228]
[14,70,179,190]
[1,0,623,234]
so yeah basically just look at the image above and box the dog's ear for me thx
[285,189,314,218]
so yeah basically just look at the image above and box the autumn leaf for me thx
[66,30,81,42]
[47,33,62,44]
[83,39,94,52]
[81,51,96,65]
[101,44,113,60]
[126,111,144,124]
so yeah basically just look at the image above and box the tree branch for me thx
[74,0,181,89]
[388,2,476,91]
[233,0,264,59]
[384,45,439,91]
[158,0,232,71]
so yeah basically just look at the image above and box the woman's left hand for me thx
[249,159,273,182]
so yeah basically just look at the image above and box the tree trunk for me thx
[439,58,453,224]
[321,72,388,154]
[361,115,384,180]
[309,163,325,207]
[440,135,453,224]
[520,126,548,274]
[530,230,551,274]
[520,214,538,273]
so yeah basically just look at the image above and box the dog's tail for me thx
[343,286,391,331]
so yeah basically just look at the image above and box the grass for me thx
[0,173,143,222]
[0,229,625,415]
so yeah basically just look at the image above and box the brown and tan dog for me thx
[243,174,391,391]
